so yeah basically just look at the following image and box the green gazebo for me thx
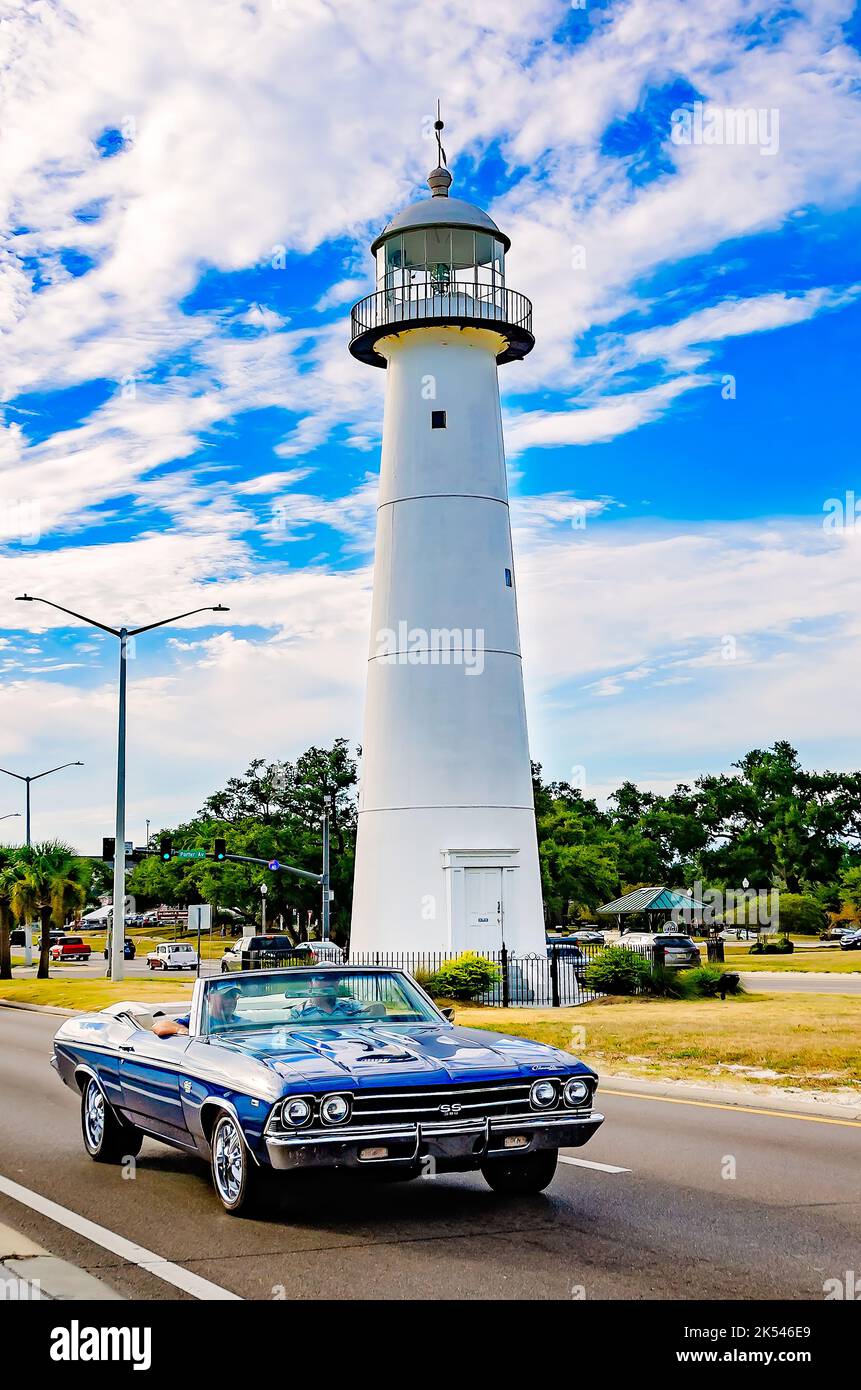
[596,885,707,934]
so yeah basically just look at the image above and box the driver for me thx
[152,985,240,1037]
[207,985,241,1032]
[289,976,372,1021]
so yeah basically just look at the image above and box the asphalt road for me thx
[1,1007,858,1301]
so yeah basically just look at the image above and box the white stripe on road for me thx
[559,1156,632,1174]
[0,1173,241,1301]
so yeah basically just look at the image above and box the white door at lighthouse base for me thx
[464,868,503,953]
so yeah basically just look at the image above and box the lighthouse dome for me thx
[371,167,510,255]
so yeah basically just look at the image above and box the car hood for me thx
[215,1023,593,1090]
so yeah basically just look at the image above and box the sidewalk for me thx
[0,1220,123,1300]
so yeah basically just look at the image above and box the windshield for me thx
[200,969,440,1035]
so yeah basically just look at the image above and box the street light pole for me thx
[111,627,128,982]
[0,760,83,965]
[321,806,330,942]
[15,595,229,982]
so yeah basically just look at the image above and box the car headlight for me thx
[563,1078,591,1108]
[530,1079,557,1109]
[282,1097,312,1127]
[320,1094,351,1126]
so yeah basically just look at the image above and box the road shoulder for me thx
[599,1071,861,1120]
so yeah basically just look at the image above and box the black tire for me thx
[81,1077,143,1164]
[480,1148,558,1195]
[210,1111,263,1215]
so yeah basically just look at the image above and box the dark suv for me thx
[652,933,701,968]
[221,935,316,972]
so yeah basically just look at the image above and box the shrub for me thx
[424,953,501,1001]
[647,964,689,999]
[749,936,794,955]
[583,945,653,996]
[680,964,745,998]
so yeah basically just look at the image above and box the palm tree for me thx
[0,846,19,981]
[11,841,90,980]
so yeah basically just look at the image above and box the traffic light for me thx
[102,836,115,861]
[159,836,173,862]
[213,839,226,862]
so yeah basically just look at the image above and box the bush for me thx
[424,953,501,1001]
[749,936,794,955]
[583,945,653,996]
[647,964,689,999]
[680,965,745,998]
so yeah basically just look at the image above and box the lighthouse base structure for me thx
[351,809,544,957]
[349,326,546,958]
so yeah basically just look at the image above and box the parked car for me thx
[104,938,137,961]
[823,924,855,941]
[622,932,701,968]
[38,929,66,950]
[545,937,589,984]
[146,942,198,971]
[10,928,26,947]
[50,966,604,1214]
[839,930,861,951]
[309,941,346,964]
[49,935,91,963]
[567,929,605,945]
[719,926,759,941]
[221,936,316,972]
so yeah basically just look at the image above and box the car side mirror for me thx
[441,1007,455,1022]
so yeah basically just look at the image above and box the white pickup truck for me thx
[146,942,198,971]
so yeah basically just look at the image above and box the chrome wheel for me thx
[213,1116,244,1206]
[84,1081,105,1150]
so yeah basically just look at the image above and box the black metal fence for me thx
[243,942,663,1008]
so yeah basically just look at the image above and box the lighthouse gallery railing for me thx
[350,282,533,343]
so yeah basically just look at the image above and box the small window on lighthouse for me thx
[431,410,447,429]
[504,568,513,587]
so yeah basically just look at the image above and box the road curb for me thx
[598,1072,861,1120]
[0,999,77,1017]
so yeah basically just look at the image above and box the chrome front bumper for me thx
[265,1110,604,1171]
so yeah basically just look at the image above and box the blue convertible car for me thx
[51,967,604,1214]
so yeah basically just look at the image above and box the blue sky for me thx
[1,0,860,849]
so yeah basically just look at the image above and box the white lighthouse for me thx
[349,129,545,957]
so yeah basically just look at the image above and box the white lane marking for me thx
[0,1173,241,1301]
[559,1156,632,1174]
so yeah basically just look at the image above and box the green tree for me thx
[840,866,861,916]
[11,842,90,979]
[0,847,18,981]
[132,741,360,943]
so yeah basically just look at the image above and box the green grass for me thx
[723,945,861,972]
[0,976,194,1011]
[454,993,861,1093]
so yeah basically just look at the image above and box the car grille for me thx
[350,1079,547,1127]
